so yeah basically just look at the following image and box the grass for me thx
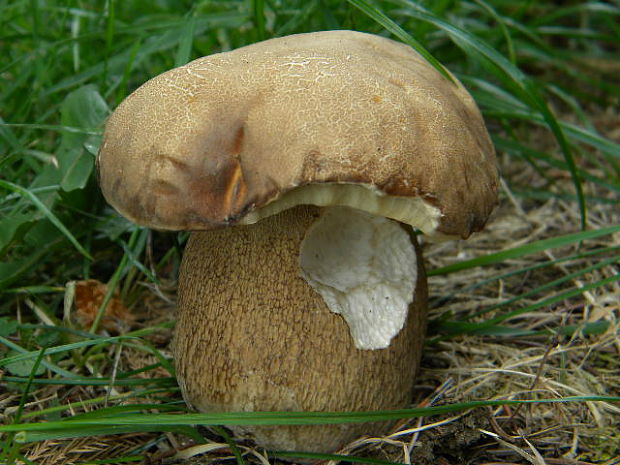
[1,0,619,464]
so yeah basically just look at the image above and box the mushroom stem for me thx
[174,205,428,452]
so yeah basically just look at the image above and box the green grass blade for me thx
[346,0,454,82]
[430,225,620,276]
[0,180,92,260]
[434,273,619,339]
[2,376,176,387]
[433,320,610,339]
[14,425,199,443]
[470,0,516,64]
[0,335,134,368]
[390,0,587,229]
[20,389,178,420]
[466,254,620,320]
[174,15,196,67]
[252,0,267,41]
[272,451,408,465]
[0,335,77,378]
[485,273,620,326]
[431,245,620,308]
[2,396,618,437]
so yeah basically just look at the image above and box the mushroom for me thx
[97,30,498,453]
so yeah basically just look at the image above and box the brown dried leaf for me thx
[71,279,135,334]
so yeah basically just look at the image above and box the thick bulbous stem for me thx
[174,205,428,452]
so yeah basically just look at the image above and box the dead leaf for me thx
[70,279,134,334]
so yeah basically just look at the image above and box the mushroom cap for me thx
[97,30,498,239]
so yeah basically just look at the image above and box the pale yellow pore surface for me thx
[240,183,442,236]
[175,206,428,452]
[97,30,498,239]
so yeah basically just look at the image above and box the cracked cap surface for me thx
[97,30,498,239]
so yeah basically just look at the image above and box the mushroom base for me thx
[174,205,428,453]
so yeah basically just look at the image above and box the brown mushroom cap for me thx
[97,30,497,239]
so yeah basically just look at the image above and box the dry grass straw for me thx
[16,435,152,465]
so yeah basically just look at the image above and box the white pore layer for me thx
[299,206,417,350]
[240,183,444,238]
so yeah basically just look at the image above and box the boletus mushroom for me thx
[97,30,498,453]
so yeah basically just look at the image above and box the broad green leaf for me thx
[4,350,46,377]
[0,317,19,338]
[58,85,109,191]
[0,86,107,253]
[0,180,92,260]
[0,211,34,253]
[60,85,109,133]
[58,146,95,192]
[0,249,51,289]
[0,336,78,379]
[0,116,23,156]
